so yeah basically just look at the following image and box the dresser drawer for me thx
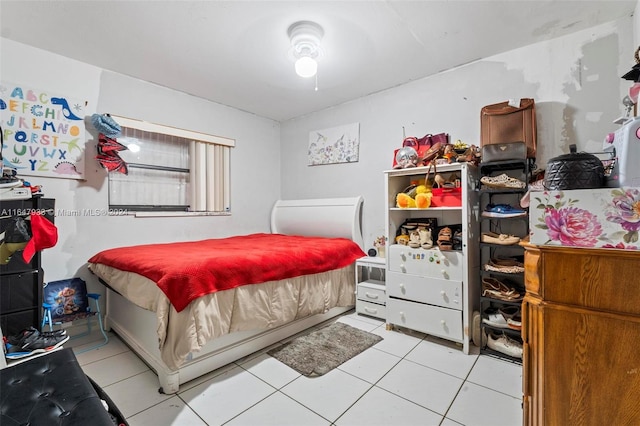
[356,300,386,320]
[386,298,463,341]
[0,272,41,313]
[388,245,463,281]
[387,271,462,310]
[357,282,386,304]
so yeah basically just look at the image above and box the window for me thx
[107,115,234,215]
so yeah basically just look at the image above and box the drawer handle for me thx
[365,292,379,299]
[440,290,446,296]
[364,307,378,314]
[440,320,446,325]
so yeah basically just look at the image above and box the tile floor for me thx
[70,311,523,426]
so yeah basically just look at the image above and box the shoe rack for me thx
[384,163,479,354]
[477,159,532,363]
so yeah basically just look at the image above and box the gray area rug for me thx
[268,322,383,377]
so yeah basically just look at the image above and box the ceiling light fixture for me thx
[288,20,324,79]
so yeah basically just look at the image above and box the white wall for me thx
[1,38,282,295]
[1,16,634,294]
[280,18,633,253]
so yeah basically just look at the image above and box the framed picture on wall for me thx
[0,81,87,180]
[308,122,359,165]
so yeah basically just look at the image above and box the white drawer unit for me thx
[387,271,462,310]
[386,298,463,342]
[388,245,463,281]
[355,257,386,320]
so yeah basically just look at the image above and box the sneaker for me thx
[482,204,527,218]
[5,327,66,347]
[480,173,526,189]
[5,328,69,359]
[487,332,523,358]
[481,232,521,245]
[482,308,510,329]
[507,313,522,331]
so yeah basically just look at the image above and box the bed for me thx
[87,197,365,394]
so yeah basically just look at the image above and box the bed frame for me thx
[104,196,364,394]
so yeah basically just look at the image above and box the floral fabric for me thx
[530,187,640,250]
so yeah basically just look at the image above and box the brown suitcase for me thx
[480,98,537,158]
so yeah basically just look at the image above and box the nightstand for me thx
[355,256,386,320]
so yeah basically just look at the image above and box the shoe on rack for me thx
[507,313,522,331]
[437,227,453,251]
[482,277,522,301]
[484,258,525,274]
[487,332,523,359]
[481,232,521,245]
[480,173,526,189]
[482,204,527,218]
[5,328,70,360]
[482,308,510,329]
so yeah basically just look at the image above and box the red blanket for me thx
[88,233,365,312]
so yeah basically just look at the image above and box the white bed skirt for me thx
[106,288,352,393]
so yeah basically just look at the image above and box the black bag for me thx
[4,216,32,243]
[544,144,604,190]
[481,141,526,163]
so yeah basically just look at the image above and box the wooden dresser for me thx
[522,243,640,425]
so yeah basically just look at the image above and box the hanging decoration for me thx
[90,113,128,175]
[0,81,87,179]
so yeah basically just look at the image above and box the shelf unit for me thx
[0,197,55,336]
[384,163,479,354]
[478,159,531,362]
[355,256,386,320]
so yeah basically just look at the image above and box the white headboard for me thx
[270,196,364,250]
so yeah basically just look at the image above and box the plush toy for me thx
[415,192,432,209]
[396,192,416,208]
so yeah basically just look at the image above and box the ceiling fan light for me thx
[295,56,318,78]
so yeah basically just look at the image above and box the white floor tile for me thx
[335,315,380,332]
[441,418,465,425]
[226,391,330,426]
[178,362,239,393]
[74,333,130,366]
[377,359,463,415]
[335,385,443,426]
[338,347,401,384]
[280,368,372,422]
[81,351,149,387]
[446,381,522,426]
[405,339,479,379]
[466,355,523,398]
[103,370,172,418]
[239,353,301,388]
[341,311,386,327]
[126,396,207,426]
[368,327,424,358]
[179,365,276,425]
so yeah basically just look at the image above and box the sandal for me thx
[452,229,463,250]
[419,227,433,249]
[437,227,453,251]
[482,277,522,301]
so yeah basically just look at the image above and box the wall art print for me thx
[529,187,640,250]
[308,122,359,166]
[0,81,86,179]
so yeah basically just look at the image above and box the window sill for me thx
[119,211,232,218]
